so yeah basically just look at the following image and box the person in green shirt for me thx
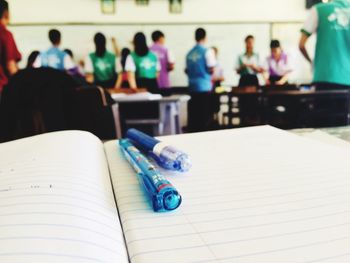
[299,0,350,89]
[85,32,122,89]
[125,32,160,93]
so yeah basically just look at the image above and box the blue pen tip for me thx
[176,155,192,172]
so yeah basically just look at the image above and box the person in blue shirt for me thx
[33,29,75,71]
[185,28,217,93]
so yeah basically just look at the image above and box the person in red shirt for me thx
[0,0,21,93]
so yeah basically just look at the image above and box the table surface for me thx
[223,89,350,96]
[113,94,190,103]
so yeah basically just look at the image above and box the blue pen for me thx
[119,139,182,212]
[126,128,192,172]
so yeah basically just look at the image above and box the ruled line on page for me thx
[117,180,350,208]
[0,236,122,255]
[0,193,116,211]
[118,190,350,219]
[122,200,348,233]
[303,253,350,263]
[0,252,106,263]
[129,230,350,261]
[193,235,350,263]
[105,126,350,263]
[0,223,123,243]
[125,211,350,245]
[0,131,130,263]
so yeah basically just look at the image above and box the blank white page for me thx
[0,131,128,263]
[105,126,350,263]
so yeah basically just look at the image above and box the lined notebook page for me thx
[0,131,128,263]
[105,126,350,263]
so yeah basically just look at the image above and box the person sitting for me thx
[263,40,292,86]
[33,29,75,72]
[236,35,262,88]
[125,32,160,93]
[84,32,122,89]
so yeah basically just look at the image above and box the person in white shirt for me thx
[263,40,292,86]
[236,35,262,88]
[212,46,225,88]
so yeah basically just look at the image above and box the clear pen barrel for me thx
[156,146,192,172]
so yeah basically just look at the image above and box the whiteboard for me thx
[9,23,272,87]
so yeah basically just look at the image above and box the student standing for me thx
[236,35,261,87]
[120,48,131,88]
[84,33,122,89]
[185,28,216,92]
[263,40,292,86]
[0,0,21,94]
[212,46,225,88]
[150,30,175,89]
[26,51,40,69]
[34,29,75,71]
[299,0,350,89]
[125,32,160,93]
[64,49,86,84]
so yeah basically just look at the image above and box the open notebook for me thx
[1,126,350,263]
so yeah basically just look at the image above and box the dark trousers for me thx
[269,75,283,85]
[187,92,220,132]
[239,74,259,87]
[314,82,350,90]
[136,78,159,94]
[95,75,117,89]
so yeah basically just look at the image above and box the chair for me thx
[119,101,162,136]
[187,92,221,132]
[0,68,119,142]
[72,86,121,139]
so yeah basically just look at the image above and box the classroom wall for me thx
[9,0,307,24]
[7,0,314,86]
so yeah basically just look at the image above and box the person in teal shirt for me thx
[299,0,350,89]
[85,32,122,89]
[185,28,217,92]
[34,29,74,72]
[125,32,160,93]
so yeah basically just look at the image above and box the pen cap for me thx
[155,145,192,172]
[126,129,159,152]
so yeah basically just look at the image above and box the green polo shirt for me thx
[89,51,117,82]
[302,0,350,86]
[131,51,158,79]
